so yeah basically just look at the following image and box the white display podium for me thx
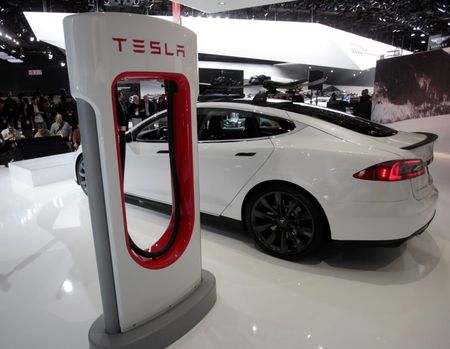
[8,153,74,187]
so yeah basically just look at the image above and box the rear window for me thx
[272,103,398,137]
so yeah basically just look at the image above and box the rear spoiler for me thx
[401,132,438,150]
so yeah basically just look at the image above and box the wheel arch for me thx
[240,180,331,240]
[75,153,83,185]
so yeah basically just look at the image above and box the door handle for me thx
[157,150,169,154]
[235,152,256,157]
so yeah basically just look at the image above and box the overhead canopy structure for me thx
[168,0,297,13]
[24,12,410,71]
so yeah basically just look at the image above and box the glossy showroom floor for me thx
[1,115,449,349]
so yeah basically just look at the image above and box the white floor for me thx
[1,115,449,349]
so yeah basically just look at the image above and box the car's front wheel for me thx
[245,184,326,259]
[76,157,88,195]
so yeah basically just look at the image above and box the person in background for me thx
[72,123,81,150]
[19,97,33,139]
[29,96,46,129]
[139,94,156,120]
[129,95,141,126]
[354,89,372,120]
[116,91,128,174]
[4,92,18,128]
[50,113,72,140]
[157,94,167,112]
[0,100,8,131]
[34,125,51,138]
[326,93,347,112]
[1,122,24,151]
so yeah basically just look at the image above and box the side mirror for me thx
[125,132,133,143]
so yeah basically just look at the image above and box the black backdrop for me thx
[0,53,70,96]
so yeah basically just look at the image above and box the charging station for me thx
[63,13,216,348]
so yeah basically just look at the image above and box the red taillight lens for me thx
[353,159,425,181]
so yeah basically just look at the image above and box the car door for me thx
[124,113,171,204]
[197,107,277,215]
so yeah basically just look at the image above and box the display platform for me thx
[8,152,75,187]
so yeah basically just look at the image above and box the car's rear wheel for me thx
[76,157,88,195]
[245,184,325,259]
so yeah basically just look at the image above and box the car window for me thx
[273,103,397,137]
[197,108,296,141]
[135,115,168,142]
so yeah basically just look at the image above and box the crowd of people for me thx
[0,88,168,166]
[0,90,79,165]
[119,92,167,128]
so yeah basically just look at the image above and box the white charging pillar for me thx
[63,13,216,348]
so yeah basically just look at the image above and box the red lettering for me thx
[112,37,185,58]
[164,43,174,56]
[132,39,145,53]
[112,37,127,52]
[176,45,185,57]
[150,41,161,55]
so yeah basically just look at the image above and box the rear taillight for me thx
[353,159,425,181]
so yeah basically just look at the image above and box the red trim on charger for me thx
[111,71,195,269]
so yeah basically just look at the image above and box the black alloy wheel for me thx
[76,157,88,195]
[246,184,325,259]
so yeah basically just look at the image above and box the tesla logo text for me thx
[112,37,185,57]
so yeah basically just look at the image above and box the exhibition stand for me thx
[63,13,216,349]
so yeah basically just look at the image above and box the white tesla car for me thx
[74,100,438,259]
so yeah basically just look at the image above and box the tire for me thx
[245,184,325,259]
[76,157,88,195]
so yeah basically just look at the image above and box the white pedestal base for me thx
[9,153,75,187]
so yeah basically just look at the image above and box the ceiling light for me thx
[218,1,226,5]
[421,40,426,44]
[30,36,35,42]
[330,70,334,73]
[48,53,53,59]
[60,61,66,67]
[438,8,445,13]
[7,58,23,63]
[420,33,425,37]
[411,33,415,37]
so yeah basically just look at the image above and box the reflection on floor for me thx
[1,115,449,349]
